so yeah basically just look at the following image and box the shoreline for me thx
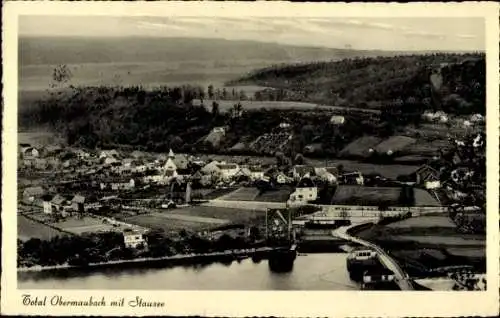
[18,246,279,273]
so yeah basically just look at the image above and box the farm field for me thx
[331,186,401,206]
[121,214,218,232]
[173,205,266,223]
[413,189,442,206]
[149,212,229,224]
[339,136,382,158]
[395,235,485,247]
[51,216,135,235]
[218,186,293,203]
[330,186,440,207]
[121,206,265,233]
[373,136,416,154]
[18,130,64,147]
[387,216,455,228]
[218,187,260,201]
[18,215,67,241]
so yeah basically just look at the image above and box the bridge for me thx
[332,224,415,291]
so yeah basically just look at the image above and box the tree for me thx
[50,64,72,89]
[212,101,220,117]
[222,88,228,100]
[207,85,214,99]
[294,153,304,165]
[275,151,286,166]
[239,90,247,101]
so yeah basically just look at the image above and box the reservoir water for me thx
[18,253,359,290]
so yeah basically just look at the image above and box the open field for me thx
[356,215,485,272]
[395,235,485,247]
[413,190,442,206]
[18,130,64,147]
[218,187,293,203]
[18,215,67,241]
[330,186,440,207]
[172,205,266,223]
[121,214,218,232]
[52,216,126,235]
[331,186,401,206]
[121,205,265,232]
[373,136,417,154]
[148,212,229,225]
[387,216,455,228]
[219,187,260,201]
[339,136,382,158]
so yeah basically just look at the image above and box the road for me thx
[332,224,415,291]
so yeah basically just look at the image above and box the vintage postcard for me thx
[1,1,499,317]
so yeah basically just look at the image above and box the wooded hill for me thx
[228,53,485,115]
[20,53,485,157]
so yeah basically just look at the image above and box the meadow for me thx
[18,215,67,241]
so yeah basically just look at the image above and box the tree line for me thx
[229,53,485,115]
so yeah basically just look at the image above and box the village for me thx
[18,114,485,260]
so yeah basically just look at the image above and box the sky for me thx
[19,16,485,51]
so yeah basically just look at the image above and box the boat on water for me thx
[346,248,380,281]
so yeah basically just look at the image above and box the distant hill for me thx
[20,36,406,66]
[229,53,485,115]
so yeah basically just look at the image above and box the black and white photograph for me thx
[2,1,499,317]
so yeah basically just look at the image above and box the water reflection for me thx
[19,253,358,290]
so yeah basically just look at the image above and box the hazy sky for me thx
[19,16,485,51]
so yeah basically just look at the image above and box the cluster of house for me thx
[22,186,100,216]
[421,111,485,128]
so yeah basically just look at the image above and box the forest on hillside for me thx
[229,53,485,115]
[20,53,485,156]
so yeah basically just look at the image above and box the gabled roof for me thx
[236,167,251,176]
[51,194,67,205]
[191,170,204,179]
[217,163,238,170]
[72,195,86,204]
[23,186,45,197]
[414,164,440,179]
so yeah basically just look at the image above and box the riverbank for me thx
[17,247,280,273]
[348,216,486,279]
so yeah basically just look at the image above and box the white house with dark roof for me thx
[288,176,318,204]
[216,162,239,180]
[123,228,148,249]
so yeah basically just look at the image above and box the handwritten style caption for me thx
[22,294,165,308]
